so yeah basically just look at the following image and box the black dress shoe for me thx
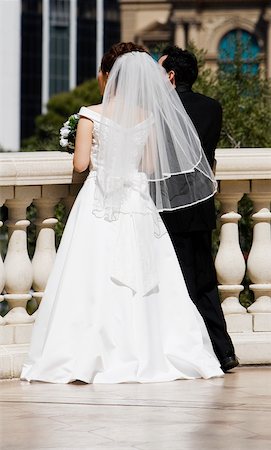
[220,355,239,373]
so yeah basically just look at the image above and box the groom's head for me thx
[158,46,198,89]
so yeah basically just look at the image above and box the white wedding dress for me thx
[21,107,223,383]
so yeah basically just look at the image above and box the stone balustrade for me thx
[1,149,271,378]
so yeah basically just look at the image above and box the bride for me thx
[21,42,223,383]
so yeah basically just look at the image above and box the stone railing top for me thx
[216,148,271,180]
[0,151,84,185]
[0,148,271,186]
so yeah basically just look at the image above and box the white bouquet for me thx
[59,114,79,153]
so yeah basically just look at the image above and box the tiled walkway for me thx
[0,366,271,449]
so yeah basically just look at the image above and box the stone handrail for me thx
[1,149,271,377]
[0,151,83,185]
[215,148,271,179]
[1,148,271,183]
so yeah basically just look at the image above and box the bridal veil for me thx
[94,51,217,221]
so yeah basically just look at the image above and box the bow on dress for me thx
[109,172,162,297]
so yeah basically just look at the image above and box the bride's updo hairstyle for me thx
[100,42,148,74]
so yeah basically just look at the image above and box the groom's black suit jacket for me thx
[161,86,222,232]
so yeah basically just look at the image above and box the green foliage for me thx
[190,44,271,148]
[23,45,271,151]
[26,203,37,259]
[238,194,254,255]
[192,47,217,98]
[238,195,254,309]
[189,42,266,307]
[22,79,101,151]
[216,70,271,148]
[26,201,66,259]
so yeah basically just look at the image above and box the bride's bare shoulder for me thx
[86,104,103,114]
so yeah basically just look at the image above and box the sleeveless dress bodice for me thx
[78,106,153,175]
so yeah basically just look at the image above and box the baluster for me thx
[4,186,40,324]
[215,212,246,311]
[215,180,252,332]
[0,187,13,326]
[247,180,271,331]
[32,185,68,312]
[0,220,6,325]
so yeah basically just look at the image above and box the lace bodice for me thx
[78,106,153,172]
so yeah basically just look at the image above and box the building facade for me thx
[120,0,271,74]
[0,0,120,151]
[2,0,271,151]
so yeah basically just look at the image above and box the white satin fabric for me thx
[21,108,223,383]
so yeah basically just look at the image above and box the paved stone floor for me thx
[0,366,271,450]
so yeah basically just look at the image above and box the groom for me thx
[159,46,238,372]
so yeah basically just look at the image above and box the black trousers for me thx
[166,228,235,363]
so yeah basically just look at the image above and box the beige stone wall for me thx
[182,8,264,69]
[119,1,271,75]
[120,1,171,42]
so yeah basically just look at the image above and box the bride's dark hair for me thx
[101,42,148,74]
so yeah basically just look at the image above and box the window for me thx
[49,0,70,96]
[103,0,120,53]
[218,29,260,74]
[77,0,97,84]
[21,0,43,140]
[77,0,120,84]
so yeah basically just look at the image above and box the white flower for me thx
[60,137,68,148]
[60,127,70,138]
[60,114,79,152]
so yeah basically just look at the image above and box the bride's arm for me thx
[73,117,94,173]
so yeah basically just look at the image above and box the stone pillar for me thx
[120,6,137,42]
[32,185,68,311]
[187,20,201,48]
[247,180,271,331]
[215,180,252,332]
[4,186,40,324]
[174,21,186,48]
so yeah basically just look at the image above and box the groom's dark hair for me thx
[161,46,198,88]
